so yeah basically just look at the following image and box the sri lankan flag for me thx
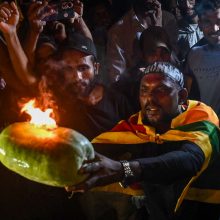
[92,100,220,211]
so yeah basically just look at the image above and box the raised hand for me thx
[73,0,83,18]
[68,0,83,24]
[27,0,55,34]
[0,2,19,35]
[148,0,162,26]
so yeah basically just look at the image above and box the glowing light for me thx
[0,148,5,156]
[21,99,57,129]
[12,158,30,168]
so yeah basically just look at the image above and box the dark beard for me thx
[65,75,100,99]
[141,112,177,132]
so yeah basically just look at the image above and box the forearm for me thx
[72,17,93,40]
[22,30,40,66]
[135,143,205,184]
[4,30,37,85]
[0,40,26,91]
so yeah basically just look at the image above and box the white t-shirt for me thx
[186,45,220,116]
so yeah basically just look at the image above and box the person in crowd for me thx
[0,2,134,220]
[0,0,91,79]
[67,62,220,220]
[102,0,133,22]
[24,0,92,71]
[0,1,133,139]
[164,0,180,18]
[41,34,134,140]
[0,2,36,128]
[106,0,178,82]
[177,0,204,62]
[84,0,113,84]
[112,26,179,113]
[0,0,92,125]
[184,0,220,117]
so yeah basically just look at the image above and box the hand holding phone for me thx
[43,0,75,22]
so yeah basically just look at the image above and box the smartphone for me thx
[43,0,75,22]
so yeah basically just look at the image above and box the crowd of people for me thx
[0,0,220,220]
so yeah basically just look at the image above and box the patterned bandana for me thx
[143,62,184,88]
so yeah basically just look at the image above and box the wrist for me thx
[28,29,41,38]
[4,29,18,43]
[3,28,17,38]
[119,160,141,188]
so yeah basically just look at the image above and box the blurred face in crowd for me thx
[140,27,172,64]
[199,8,220,46]
[92,4,111,28]
[136,0,155,7]
[178,0,196,18]
[36,43,57,74]
[143,46,171,64]
[45,49,99,98]
[135,0,160,13]
[139,73,187,132]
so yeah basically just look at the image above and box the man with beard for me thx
[0,1,133,140]
[43,33,133,140]
[177,0,204,61]
[0,2,133,220]
[67,62,220,220]
[185,0,220,117]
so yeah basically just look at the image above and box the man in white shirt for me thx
[106,0,178,82]
[185,0,220,119]
[177,0,204,62]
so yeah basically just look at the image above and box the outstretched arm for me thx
[66,142,204,191]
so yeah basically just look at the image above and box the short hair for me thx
[52,49,96,64]
[195,0,220,18]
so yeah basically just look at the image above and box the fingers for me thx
[147,0,162,25]
[0,5,12,22]
[0,2,19,26]
[65,175,100,192]
[81,152,102,164]
[65,185,85,193]
[79,161,102,174]
[78,175,100,191]
[10,1,19,15]
[27,1,55,32]
[53,21,65,31]
[65,152,118,193]
[28,1,46,16]
[73,0,83,17]
[28,1,55,21]
[65,155,103,192]
[152,0,161,17]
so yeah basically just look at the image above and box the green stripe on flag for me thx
[174,120,220,159]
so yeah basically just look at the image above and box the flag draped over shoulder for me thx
[92,100,220,211]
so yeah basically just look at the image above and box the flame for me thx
[21,99,57,129]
